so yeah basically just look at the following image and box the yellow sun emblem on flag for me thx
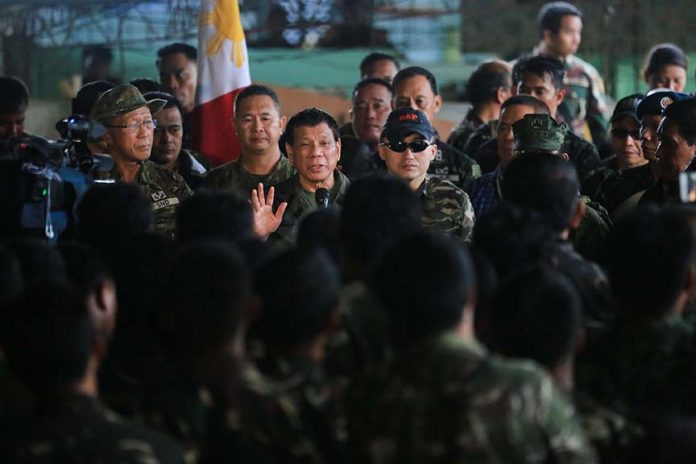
[200,0,247,68]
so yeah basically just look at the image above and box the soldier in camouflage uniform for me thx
[205,84,295,195]
[90,83,192,237]
[392,66,481,191]
[347,232,596,463]
[0,286,183,463]
[379,108,475,240]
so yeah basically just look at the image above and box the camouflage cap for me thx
[512,114,568,154]
[90,83,167,124]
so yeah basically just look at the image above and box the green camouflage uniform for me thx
[270,171,350,248]
[419,176,475,241]
[0,394,184,463]
[569,196,613,263]
[347,332,596,464]
[95,160,192,238]
[204,155,295,195]
[430,140,481,192]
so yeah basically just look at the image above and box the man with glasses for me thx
[378,108,474,240]
[90,84,192,237]
[145,91,207,189]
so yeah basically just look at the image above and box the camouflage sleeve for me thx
[459,191,475,241]
[456,151,482,192]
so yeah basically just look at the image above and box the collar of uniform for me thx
[109,160,145,182]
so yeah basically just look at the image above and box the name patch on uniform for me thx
[152,197,180,211]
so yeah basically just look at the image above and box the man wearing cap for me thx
[640,97,696,205]
[378,108,474,240]
[90,83,192,237]
[584,94,654,218]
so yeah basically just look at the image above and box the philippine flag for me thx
[193,0,251,166]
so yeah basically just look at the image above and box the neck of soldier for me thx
[240,146,282,175]
[550,358,575,393]
[540,41,569,62]
[404,172,428,192]
[474,102,500,125]
[114,157,142,183]
[299,172,335,193]
[73,354,99,398]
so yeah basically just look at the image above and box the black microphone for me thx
[315,188,330,208]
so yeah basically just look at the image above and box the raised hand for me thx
[250,183,288,239]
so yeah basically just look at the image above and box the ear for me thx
[427,142,437,162]
[496,86,509,104]
[433,95,443,114]
[542,29,554,45]
[569,200,585,230]
[87,279,117,338]
[555,87,566,106]
[278,115,287,131]
[285,142,295,165]
[335,138,341,161]
[377,143,388,161]
[561,152,570,161]
[232,117,240,135]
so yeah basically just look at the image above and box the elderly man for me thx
[378,108,475,240]
[252,108,349,247]
[90,84,192,237]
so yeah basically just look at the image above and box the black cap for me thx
[636,89,691,121]
[381,108,435,142]
[611,94,643,124]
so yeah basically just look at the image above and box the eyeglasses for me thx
[611,128,640,139]
[380,140,433,153]
[154,124,183,136]
[106,119,157,133]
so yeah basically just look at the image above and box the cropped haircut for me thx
[512,55,566,90]
[502,153,579,233]
[500,94,551,115]
[488,264,581,369]
[176,190,254,243]
[254,247,339,352]
[360,52,400,77]
[352,77,394,102]
[538,1,583,37]
[284,107,339,146]
[607,205,696,319]
[130,78,162,95]
[464,61,511,106]
[643,43,688,80]
[663,98,696,145]
[156,42,197,64]
[234,84,281,114]
[0,76,29,113]
[72,80,116,116]
[144,90,183,114]
[372,232,476,345]
[392,66,439,96]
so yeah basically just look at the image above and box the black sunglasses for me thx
[611,128,640,139]
[381,140,433,153]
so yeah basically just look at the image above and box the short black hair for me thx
[130,77,162,95]
[156,43,197,64]
[663,98,696,145]
[502,153,579,233]
[254,247,339,353]
[464,61,511,106]
[0,76,29,113]
[392,66,439,96]
[162,241,252,357]
[234,84,281,114]
[284,107,339,146]
[2,285,92,391]
[488,264,581,369]
[372,231,476,344]
[144,90,183,114]
[607,205,696,319]
[72,80,116,116]
[512,55,566,90]
[352,77,394,102]
[77,183,153,251]
[58,243,112,299]
[297,207,341,265]
[360,52,400,77]
[538,1,583,37]
[500,94,551,114]
[176,190,253,243]
[643,43,688,81]
[340,173,422,282]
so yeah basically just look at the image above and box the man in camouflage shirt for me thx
[205,84,295,195]
[90,83,192,237]
[379,108,474,240]
[347,232,596,463]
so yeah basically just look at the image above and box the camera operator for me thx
[0,76,31,158]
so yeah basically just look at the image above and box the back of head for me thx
[340,173,421,282]
[297,206,341,265]
[72,80,117,116]
[2,285,92,392]
[488,264,581,369]
[663,97,696,145]
[163,241,252,358]
[392,66,439,95]
[607,205,696,319]
[58,242,112,299]
[465,61,511,106]
[538,1,582,36]
[372,231,476,344]
[360,52,400,77]
[77,183,153,252]
[254,247,339,354]
[512,55,566,90]
[176,190,253,243]
[284,107,339,145]
[502,153,579,233]
[6,239,67,288]
[0,76,29,114]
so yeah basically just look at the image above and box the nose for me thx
[164,74,179,91]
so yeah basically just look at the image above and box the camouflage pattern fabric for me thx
[204,155,295,196]
[419,176,475,241]
[569,196,612,263]
[429,140,481,192]
[270,171,350,248]
[583,162,654,218]
[346,332,597,464]
[446,111,485,154]
[0,394,184,463]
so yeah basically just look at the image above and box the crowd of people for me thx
[2,1,696,462]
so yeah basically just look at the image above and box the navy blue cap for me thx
[381,108,435,142]
[636,89,691,121]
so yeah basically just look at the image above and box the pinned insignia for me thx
[660,97,674,109]
[151,190,167,201]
